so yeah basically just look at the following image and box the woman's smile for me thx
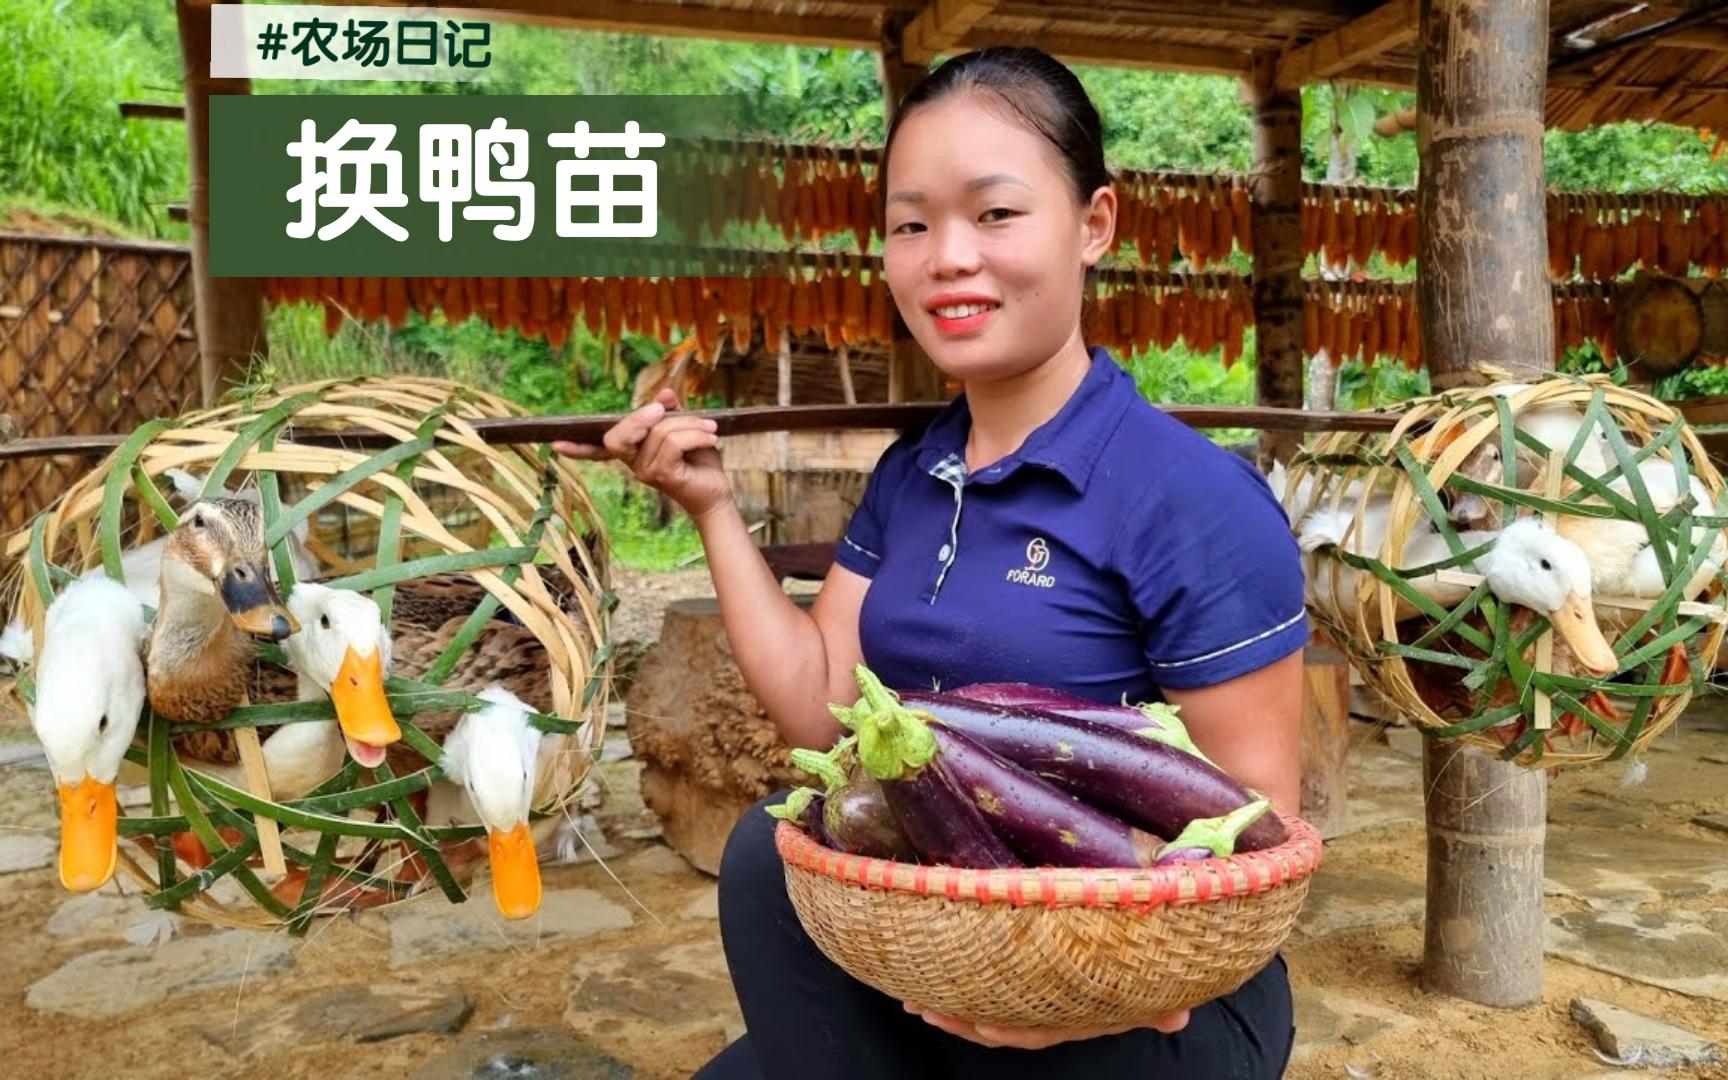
[927,292,1003,337]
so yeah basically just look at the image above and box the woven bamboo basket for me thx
[775,814,1322,1029]
[2,376,612,931]
[1281,372,1728,768]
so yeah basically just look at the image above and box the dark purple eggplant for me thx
[932,724,1160,868]
[1152,799,1273,865]
[822,764,918,862]
[952,683,1213,760]
[896,688,1287,852]
[764,787,833,846]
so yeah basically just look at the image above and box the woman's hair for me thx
[880,47,1112,336]
[880,46,1111,208]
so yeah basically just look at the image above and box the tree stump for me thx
[1299,641,1352,838]
[625,596,809,874]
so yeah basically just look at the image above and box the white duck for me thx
[186,582,400,800]
[430,686,548,920]
[28,577,149,892]
[1299,510,1619,675]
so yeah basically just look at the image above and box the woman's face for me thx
[882,91,1115,385]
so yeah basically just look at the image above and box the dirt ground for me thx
[1,569,1725,1079]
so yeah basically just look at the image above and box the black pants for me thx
[695,793,1296,1080]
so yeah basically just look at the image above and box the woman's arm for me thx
[556,390,866,750]
[1162,649,1305,817]
[693,497,868,749]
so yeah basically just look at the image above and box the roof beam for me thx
[1654,26,1728,52]
[903,0,1001,63]
[1274,0,1418,89]
[959,29,1251,77]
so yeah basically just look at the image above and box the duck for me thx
[1299,511,1619,677]
[145,496,299,752]
[27,577,149,892]
[429,686,550,920]
[184,581,402,799]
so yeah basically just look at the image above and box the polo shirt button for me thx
[938,544,952,561]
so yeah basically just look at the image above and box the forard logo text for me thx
[1006,537,1055,589]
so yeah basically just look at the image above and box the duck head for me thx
[161,498,297,641]
[282,583,401,768]
[1481,518,1619,676]
[441,686,544,920]
[30,578,148,892]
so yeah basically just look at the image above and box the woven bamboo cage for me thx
[1281,372,1728,768]
[2,376,612,931]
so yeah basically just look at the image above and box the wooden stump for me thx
[625,596,809,875]
[1299,641,1351,838]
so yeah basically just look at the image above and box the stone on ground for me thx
[1547,909,1728,1002]
[204,983,473,1055]
[1544,826,1728,909]
[1294,869,1422,940]
[1570,997,1722,1069]
[0,833,55,873]
[389,888,633,968]
[26,931,295,1017]
[1289,988,1416,1059]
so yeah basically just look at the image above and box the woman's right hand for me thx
[552,388,734,523]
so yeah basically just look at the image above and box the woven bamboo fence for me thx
[0,232,202,534]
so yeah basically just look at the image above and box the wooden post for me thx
[1246,52,1306,468]
[177,0,265,407]
[878,16,944,404]
[1300,640,1352,838]
[1416,0,1551,1007]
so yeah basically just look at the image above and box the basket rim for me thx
[775,811,1323,911]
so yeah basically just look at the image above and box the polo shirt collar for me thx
[911,346,1132,493]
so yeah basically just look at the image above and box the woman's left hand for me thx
[902,1002,1190,1049]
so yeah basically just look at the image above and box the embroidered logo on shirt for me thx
[1006,537,1056,589]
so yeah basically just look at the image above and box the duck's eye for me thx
[319,614,331,630]
[98,714,108,734]
[234,567,248,581]
[192,512,205,528]
[1539,558,1553,571]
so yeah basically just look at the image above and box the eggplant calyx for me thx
[1133,702,1213,763]
[790,747,851,793]
[765,787,820,821]
[1160,798,1273,859]
[855,703,937,782]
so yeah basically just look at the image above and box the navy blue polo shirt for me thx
[836,346,1308,704]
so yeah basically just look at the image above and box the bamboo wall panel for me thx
[0,233,202,534]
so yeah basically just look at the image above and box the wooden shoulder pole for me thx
[1416,0,1551,1007]
[878,15,944,404]
[176,0,266,407]
[1246,52,1306,468]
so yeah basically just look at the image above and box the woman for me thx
[556,46,1305,1080]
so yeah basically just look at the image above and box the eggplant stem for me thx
[1162,798,1273,859]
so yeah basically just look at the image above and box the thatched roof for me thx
[331,0,1728,131]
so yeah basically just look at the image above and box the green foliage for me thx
[0,0,186,231]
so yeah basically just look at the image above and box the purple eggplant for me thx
[952,683,1213,760]
[1152,799,1273,865]
[822,764,918,862]
[764,787,833,846]
[840,676,1020,870]
[933,723,1160,868]
[895,687,1287,852]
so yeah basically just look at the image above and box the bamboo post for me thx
[175,0,265,407]
[1416,0,1552,1008]
[1246,52,1306,468]
[878,16,943,404]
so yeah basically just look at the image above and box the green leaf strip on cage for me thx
[423,479,558,686]
[289,831,343,934]
[259,429,298,592]
[374,757,467,904]
[1393,442,1469,561]
[146,708,179,901]
[26,513,55,615]
[163,753,291,917]
[97,419,174,584]
[144,836,261,911]
[130,465,179,532]
[267,436,438,549]
[1412,578,1494,650]
[1378,641,1481,670]
[323,546,537,593]
[374,405,457,624]
[200,391,324,496]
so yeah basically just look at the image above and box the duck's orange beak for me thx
[487,821,542,920]
[332,647,399,766]
[1553,591,1619,676]
[56,775,118,892]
